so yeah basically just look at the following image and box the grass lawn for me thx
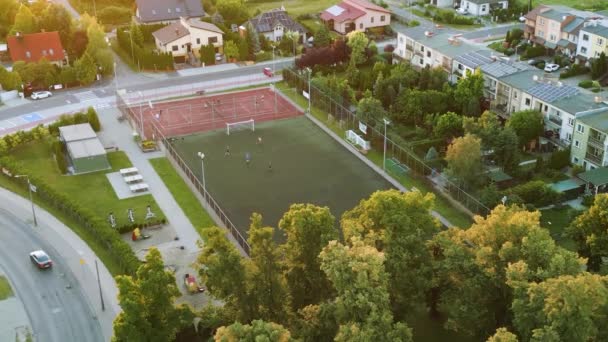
[539,207,581,251]
[149,158,215,237]
[249,0,334,17]
[276,83,474,229]
[0,275,13,300]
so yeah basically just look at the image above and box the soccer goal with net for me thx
[226,119,255,135]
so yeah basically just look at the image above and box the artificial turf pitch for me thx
[170,116,393,238]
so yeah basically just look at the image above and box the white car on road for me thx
[31,91,52,100]
[544,63,560,73]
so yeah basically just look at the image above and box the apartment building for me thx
[577,21,608,61]
[571,108,608,170]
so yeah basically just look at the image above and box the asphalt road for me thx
[0,208,103,342]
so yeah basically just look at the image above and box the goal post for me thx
[226,118,255,135]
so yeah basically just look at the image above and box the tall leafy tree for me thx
[246,21,260,55]
[238,38,249,61]
[341,190,441,317]
[493,127,520,172]
[0,0,19,37]
[357,95,386,123]
[508,273,608,342]
[445,134,483,189]
[565,193,608,271]
[216,0,249,25]
[10,4,36,35]
[279,204,337,310]
[429,205,585,338]
[320,239,413,341]
[453,69,485,116]
[463,110,502,150]
[346,31,369,65]
[200,44,216,65]
[214,320,293,341]
[74,53,97,85]
[129,21,144,48]
[506,110,543,147]
[393,89,450,125]
[315,25,331,47]
[40,4,73,47]
[435,111,464,139]
[113,248,189,342]
[224,40,239,61]
[487,328,519,342]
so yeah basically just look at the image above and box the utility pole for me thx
[95,260,105,311]
[15,175,37,226]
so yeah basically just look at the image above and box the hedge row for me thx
[0,156,140,275]
[116,28,174,71]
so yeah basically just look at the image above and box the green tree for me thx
[85,17,113,76]
[508,273,608,342]
[320,239,413,341]
[435,111,464,139]
[493,127,520,172]
[487,328,519,342]
[214,320,293,341]
[0,0,19,37]
[315,25,331,47]
[429,205,585,338]
[113,248,189,342]
[453,69,485,116]
[279,204,337,310]
[591,52,608,79]
[246,21,260,54]
[357,95,386,123]
[0,65,22,91]
[565,193,608,271]
[238,38,250,61]
[224,40,238,61]
[200,44,216,65]
[445,134,483,189]
[40,4,73,46]
[10,4,36,35]
[74,53,97,85]
[506,110,543,147]
[341,190,440,317]
[346,30,369,65]
[393,89,450,126]
[128,21,144,47]
[216,0,249,25]
[87,107,101,132]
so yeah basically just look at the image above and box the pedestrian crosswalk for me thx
[73,91,98,102]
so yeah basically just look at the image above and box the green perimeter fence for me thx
[283,67,490,217]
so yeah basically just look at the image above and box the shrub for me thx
[560,64,590,79]
[87,107,101,132]
[255,51,273,62]
[409,20,420,27]
[98,6,132,25]
[582,194,595,207]
[572,164,585,176]
[522,45,545,59]
[548,149,570,170]
[53,140,68,174]
[508,180,561,207]
[578,79,594,88]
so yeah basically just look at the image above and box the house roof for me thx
[552,93,608,114]
[7,32,65,63]
[524,5,547,21]
[59,123,97,142]
[135,0,204,23]
[562,17,585,33]
[187,19,223,34]
[527,82,579,103]
[577,166,608,186]
[246,9,305,34]
[66,139,107,159]
[581,23,608,39]
[480,60,532,79]
[321,2,366,22]
[577,109,608,134]
[538,9,570,23]
[464,0,504,4]
[152,21,190,44]
[498,69,544,90]
[454,50,494,69]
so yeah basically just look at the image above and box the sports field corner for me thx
[170,115,394,238]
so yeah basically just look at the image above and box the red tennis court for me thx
[121,87,303,139]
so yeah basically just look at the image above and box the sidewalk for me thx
[0,266,31,342]
[0,187,119,342]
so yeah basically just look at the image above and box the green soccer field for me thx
[170,116,394,238]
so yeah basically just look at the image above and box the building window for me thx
[514,92,518,99]
[25,51,31,58]
[544,104,548,112]
[209,36,218,44]
[360,23,363,29]
[598,38,604,45]
[540,18,545,25]
[152,9,156,15]
[172,45,178,51]
[196,38,200,44]
[538,30,544,38]
[549,34,556,41]
[581,47,588,54]
[577,124,585,133]
[566,133,572,142]
[555,110,561,117]
[399,37,403,43]
[371,17,374,23]
[481,5,487,11]
[426,51,431,58]
[458,63,463,70]
[583,34,589,41]
[421,46,425,52]
[574,140,580,148]
[419,57,423,65]
[525,98,531,106]
[176,7,181,12]
[574,157,579,163]
[42,50,47,56]
[49,49,54,55]
[568,117,574,126]
[168,8,171,13]
[381,15,386,22]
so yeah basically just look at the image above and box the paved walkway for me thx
[0,266,31,342]
[96,107,201,253]
[0,187,119,342]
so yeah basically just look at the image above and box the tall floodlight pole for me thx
[15,175,37,226]
[307,67,312,113]
[383,118,390,171]
[138,91,144,139]
[197,152,206,191]
[272,46,277,113]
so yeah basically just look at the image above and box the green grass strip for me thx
[0,275,13,300]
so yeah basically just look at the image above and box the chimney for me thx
[175,29,180,36]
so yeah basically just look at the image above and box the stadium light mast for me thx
[197,152,206,191]
[383,118,390,171]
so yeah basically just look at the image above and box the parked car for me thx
[456,7,468,15]
[215,53,223,62]
[263,67,273,77]
[31,91,52,100]
[544,63,560,72]
[527,59,542,65]
[29,250,53,269]
[519,16,526,22]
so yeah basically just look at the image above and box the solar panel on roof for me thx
[527,83,579,103]
[327,5,345,16]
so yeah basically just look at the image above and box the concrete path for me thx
[0,187,118,341]
[0,266,31,342]
[96,107,201,253]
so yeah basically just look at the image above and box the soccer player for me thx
[245,152,251,167]
[225,146,230,157]
[257,136,263,145]
[268,161,272,172]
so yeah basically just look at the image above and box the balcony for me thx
[585,152,603,166]
[546,115,562,128]
[406,44,414,52]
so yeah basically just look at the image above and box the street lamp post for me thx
[197,152,206,191]
[382,118,390,171]
[306,67,312,113]
[15,174,37,226]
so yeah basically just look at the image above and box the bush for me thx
[582,195,595,207]
[116,28,174,71]
[522,45,546,59]
[508,180,562,207]
[432,8,475,25]
[572,164,585,176]
[98,6,132,25]
[578,79,594,88]
[53,140,68,174]
[409,20,420,27]
[548,149,571,170]
[87,107,101,132]
[255,51,273,62]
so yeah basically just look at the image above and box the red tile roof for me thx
[7,32,65,63]
[321,2,366,22]
[347,0,390,13]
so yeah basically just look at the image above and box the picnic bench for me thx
[120,167,138,176]
[124,174,143,184]
[130,183,149,193]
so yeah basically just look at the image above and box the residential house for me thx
[430,0,455,8]
[320,0,391,35]
[242,8,306,43]
[571,108,608,170]
[395,27,494,83]
[135,0,205,25]
[576,20,608,61]
[459,0,508,16]
[153,17,223,63]
[6,31,67,66]
[481,65,540,117]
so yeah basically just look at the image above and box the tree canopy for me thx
[506,110,544,147]
[445,134,483,189]
[566,193,608,271]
